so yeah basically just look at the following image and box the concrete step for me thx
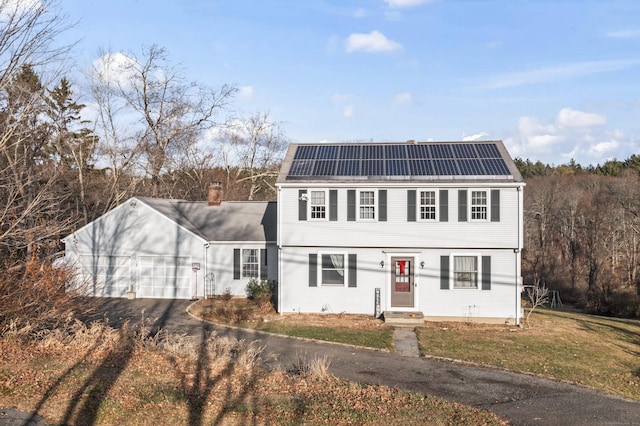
[383,311,424,326]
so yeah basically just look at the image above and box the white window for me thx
[359,190,375,220]
[470,190,488,221]
[419,190,437,221]
[321,253,345,286]
[310,190,327,220]
[242,249,259,278]
[453,255,478,289]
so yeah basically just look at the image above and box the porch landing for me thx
[382,311,425,326]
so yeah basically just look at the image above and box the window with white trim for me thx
[242,249,259,278]
[419,190,437,221]
[453,255,478,289]
[470,190,488,221]
[310,190,326,220]
[359,190,375,220]
[321,253,345,286]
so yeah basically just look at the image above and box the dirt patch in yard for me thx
[190,297,388,331]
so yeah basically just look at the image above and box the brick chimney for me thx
[207,181,223,206]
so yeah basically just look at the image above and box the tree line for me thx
[519,159,640,317]
[0,1,286,268]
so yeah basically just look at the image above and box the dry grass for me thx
[416,308,640,400]
[0,319,506,425]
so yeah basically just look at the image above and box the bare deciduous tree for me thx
[220,111,288,200]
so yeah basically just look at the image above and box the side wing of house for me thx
[63,198,206,299]
[276,141,525,324]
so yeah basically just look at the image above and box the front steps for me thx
[383,311,424,326]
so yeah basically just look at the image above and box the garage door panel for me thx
[79,255,130,297]
[138,256,191,299]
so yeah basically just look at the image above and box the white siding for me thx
[278,185,522,249]
[279,247,520,322]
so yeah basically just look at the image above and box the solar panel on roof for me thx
[336,159,360,175]
[409,159,433,175]
[430,144,453,159]
[385,144,406,159]
[287,142,512,179]
[362,145,384,159]
[483,158,511,175]
[289,160,315,176]
[294,145,317,160]
[406,144,430,159]
[433,159,459,175]
[458,159,485,175]
[341,145,361,159]
[317,145,339,160]
[362,159,384,175]
[385,159,408,175]
[453,144,478,159]
[475,143,501,158]
[313,160,336,175]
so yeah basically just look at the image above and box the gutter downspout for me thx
[516,185,523,325]
[204,242,210,298]
[277,186,282,315]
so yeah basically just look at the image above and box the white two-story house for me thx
[276,141,525,324]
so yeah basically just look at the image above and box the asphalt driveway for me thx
[86,298,640,426]
[6,298,635,426]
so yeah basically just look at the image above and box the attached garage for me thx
[63,189,277,300]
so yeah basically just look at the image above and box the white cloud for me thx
[606,29,640,39]
[345,30,403,53]
[556,107,606,128]
[92,52,140,87]
[589,139,620,156]
[479,59,640,90]
[504,108,633,166]
[385,0,433,8]
[331,92,351,103]
[392,92,412,105]
[239,85,254,100]
[342,105,354,118]
[0,0,40,21]
[462,132,489,141]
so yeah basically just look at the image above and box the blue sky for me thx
[60,0,640,166]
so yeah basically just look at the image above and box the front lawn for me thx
[416,308,640,400]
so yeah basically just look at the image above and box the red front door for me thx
[391,257,414,308]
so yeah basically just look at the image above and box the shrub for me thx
[0,259,97,337]
[245,279,272,300]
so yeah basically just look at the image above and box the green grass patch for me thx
[416,308,640,400]
[235,321,395,351]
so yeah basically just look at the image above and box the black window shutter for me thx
[491,189,500,222]
[348,254,357,287]
[309,254,317,287]
[458,190,468,222]
[440,256,450,290]
[439,190,448,222]
[298,190,307,221]
[407,190,416,222]
[233,249,240,280]
[329,190,338,221]
[260,249,267,280]
[482,256,491,290]
[347,190,356,221]
[379,190,387,222]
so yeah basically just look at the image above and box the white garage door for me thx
[138,256,191,299]
[78,255,131,297]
